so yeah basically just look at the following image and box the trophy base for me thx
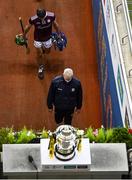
[54,145,75,161]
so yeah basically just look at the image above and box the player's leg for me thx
[38,64,45,80]
[34,40,44,57]
[34,40,45,79]
[42,38,53,54]
[45,47,51,54]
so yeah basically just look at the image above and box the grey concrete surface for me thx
[2,142,128,179]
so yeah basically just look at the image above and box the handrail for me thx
[122,0,132,54]
[116,3,122,12]
[110,0,132,123]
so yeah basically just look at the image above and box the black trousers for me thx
[54,109,74,125]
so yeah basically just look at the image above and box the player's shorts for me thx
[34,38,52,49]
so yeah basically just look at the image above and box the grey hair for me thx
[63,68,73,79]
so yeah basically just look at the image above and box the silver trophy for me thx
[50,125,84,161]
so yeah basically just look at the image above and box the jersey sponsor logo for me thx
[42,19,46,25]
[37,24,52,29]
[36,22,41,25]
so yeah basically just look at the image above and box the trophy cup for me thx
[48,125,84,161]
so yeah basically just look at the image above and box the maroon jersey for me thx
[29,11,55,41]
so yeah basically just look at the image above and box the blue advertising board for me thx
[92,0,123,127]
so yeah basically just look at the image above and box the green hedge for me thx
[0,126,132,151]
[85,127,132,149]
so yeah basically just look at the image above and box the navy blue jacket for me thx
[47,76,83,110]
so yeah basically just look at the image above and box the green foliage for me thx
[111,128,132,149]
[85,127,96,142]
[105,128,113,142]
[96,128,106,143]
[7,128,16,144]
[16,127,36,144]
[0,128,15,151]
[111,128,130,142]
[40,128,49,138]
[84,127,132,148]
[0,126,132,151]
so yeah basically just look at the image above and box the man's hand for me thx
[48,108,53,112]
[75,108,81,114]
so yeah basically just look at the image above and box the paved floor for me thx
[0,0,102,130]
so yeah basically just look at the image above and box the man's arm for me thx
[76,81,83,111]
[53,20,61,34]
[47,81,55,111]
[23,24,32,36]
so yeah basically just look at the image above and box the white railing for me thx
[122,0,132,54]
[110,0,132,126]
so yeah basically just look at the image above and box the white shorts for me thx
[34,38,53,49]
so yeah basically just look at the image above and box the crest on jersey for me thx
[47,19,51,23]
[71,88,75,92]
